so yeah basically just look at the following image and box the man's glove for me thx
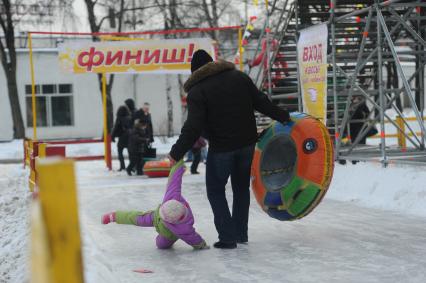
[281,111,291,124]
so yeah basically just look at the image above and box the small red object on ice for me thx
[133,269,153,274]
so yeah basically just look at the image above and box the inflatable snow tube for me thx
[144,160,172,178]
[251,112,334,221]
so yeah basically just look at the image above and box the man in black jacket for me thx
[111,105,132,171]
[169,50,290,249]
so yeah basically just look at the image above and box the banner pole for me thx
[101,73,109,170]
[29,32,37,140]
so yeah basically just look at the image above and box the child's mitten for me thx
[101,212,116,224]
[193,240,210,250]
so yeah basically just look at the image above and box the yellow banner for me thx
[58,38,216,74]
[297,24,328,124]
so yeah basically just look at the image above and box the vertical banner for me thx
[297,24,328,124]
[58,38,215,74]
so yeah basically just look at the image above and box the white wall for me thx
[0,64,14,141]
[0,50,185,141]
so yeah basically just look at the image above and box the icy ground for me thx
[1,160,426,283]
[78,162,426,283]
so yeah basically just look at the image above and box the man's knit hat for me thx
[191,49,213,73]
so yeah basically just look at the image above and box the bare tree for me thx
[155,0,188,137]
[83,0,128,132]
[0,0,25,138]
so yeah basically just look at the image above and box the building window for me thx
[26,83,74,127]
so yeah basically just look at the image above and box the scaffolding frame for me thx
[256,0,426,166]
[329,0,426,166]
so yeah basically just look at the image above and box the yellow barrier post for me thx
[29,140,37,192]
[102,73,110,170]
[33,158,84,283]
[31,201,51,283]
[238,28,244,71]
[38,143,47,158]
[396,115,406,151]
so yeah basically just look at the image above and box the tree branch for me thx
[0,36,8,67]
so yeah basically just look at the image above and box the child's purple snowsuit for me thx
[115,161,205,249]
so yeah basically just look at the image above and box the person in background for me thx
[134,102,154,145]
[201,146,208,164]
[185,151,193,163]
[127,119,151,176]
[125,99,136,116]
[350,96,371,145]
[112,105,132,171]
[190,137,207,174]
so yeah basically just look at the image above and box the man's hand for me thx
[282,119,291,126]
[168,154,176,166]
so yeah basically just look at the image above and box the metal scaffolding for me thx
[253,0,426,166]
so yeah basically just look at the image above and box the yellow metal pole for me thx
[396,115,406,150]
[102,73,109,167]
[238,28,244,71]
[29,32,37,140]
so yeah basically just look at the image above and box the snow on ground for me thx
[0,164,31,283]
[329,162,426,217]
[2,159,426,282]
[0,136,178,162]
[0,140,25,161]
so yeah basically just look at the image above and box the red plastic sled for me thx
[143,160,172,178]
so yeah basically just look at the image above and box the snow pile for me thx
[0,164,31,283]
[327,162,426,217]
[0,140,25,161]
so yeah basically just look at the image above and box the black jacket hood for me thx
[184,60,235,92]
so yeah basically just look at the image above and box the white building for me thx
[0,45,187,141]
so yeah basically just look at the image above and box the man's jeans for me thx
[206,144,255,243]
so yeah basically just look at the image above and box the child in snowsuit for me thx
[102,160,209,250]
[127,119,151,176]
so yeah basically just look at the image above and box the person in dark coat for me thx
[350,96,371,145]
[127,119,151,176]
[133,102,154,144]
[112,105,132,171]
[168,50,290,249]
[125,99,136,116]
[190,137,207,174]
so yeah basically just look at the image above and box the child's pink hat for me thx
[159,200,188,224]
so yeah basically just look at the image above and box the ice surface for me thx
[76,161,426,283]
